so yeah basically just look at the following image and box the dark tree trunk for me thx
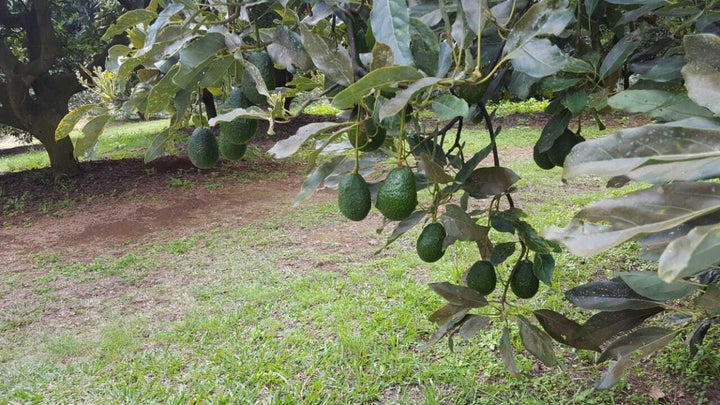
[41,135,79,176]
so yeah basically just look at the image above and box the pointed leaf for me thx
[696,284,720,316]
[380,77,443,120]
[491,242,516,265]
[74,115,112,158]
[198,55,235,88]
[144,128,172,163]
[597,327,677,363]
[518,316,557,367]
[440,205,490,248]
[145,65,180,117]
[371,0,414,66]
[619,271,697,301]
[429,282,488,308]
[508,38,567,78]
[533,253,555,286]
[595,357,632,390]
[565,281,663,311]
[504,0,573,55]
[461,0,489,35]
[682,34,720,114]
[536,109,572,153]
[102,9,157,41]
[533,309,585,349]
[292,156,347,207]
[210,107,272,125]
[419,153,454,184]
[546,182,720,257]
[688,319,713,356]
[429,303,469,325]
[608,90,712,121]
[55,104,96,140]
[599,34,640,79]
[332,66,424,109]
[577,307,665,350]
[267,122,346,159]
[499,327,521,377]
[421,307,469,349]
[378,211,426,252]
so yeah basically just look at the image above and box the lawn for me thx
[0,111,717,404]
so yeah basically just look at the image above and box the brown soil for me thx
[0,114,714,403]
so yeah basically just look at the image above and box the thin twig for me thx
[478,101,514,208]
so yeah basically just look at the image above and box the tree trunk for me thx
[41,135,80,176]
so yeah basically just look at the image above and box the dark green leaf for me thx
[489,212,516,234]
[597,326,677,363]
[565,281,663,311]
[377,211,427,253]
[144,128,172,163]
[429,282,488,308]
[518,316,558,367]
[420,307,469,350]
[458,315,491,340]
[461,167,520,199]
[536,109,572,153]
[562,89,588,116]
[370,0,414,66]
[300,24,354,87]
[608,90,712,121]
[533,309,586,349]
[428,303,469,324]
[452,144,494,185]
[198,55,235,88]
[508,38,568,78]
[595,357,632,390]
[533,253,555,286]
[145,65,180,117]
[577,307,665,351]
[292,156,347,207]
[688,319,713,356]
[381,77,443,120]
[491,242,516,265]
[562,57,595,74]
[618,271,697,301]
[332,66,424,109]
[102,9,157,40]
[599,34,640,79]
[515,220,561,254]
[499,327,521,377]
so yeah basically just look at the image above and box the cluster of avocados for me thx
[465,259,540,299]
[187,52,274,169]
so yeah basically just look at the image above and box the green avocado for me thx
[337,173,372,221]
[547,129,585,167]
[348,119,387,152]
[375,166,418,221]
[416,222,446,263]
[218,134,247,161]
[187,127,219,169]
[220,118,258,144]
[241,51,274,106]
[533,144,555,170]
[466,261,497,295]
[510,260,540,299]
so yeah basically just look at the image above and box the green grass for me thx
[1,115,716,403]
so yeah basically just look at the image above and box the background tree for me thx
[0,0,145,175]
[66,0,719,389]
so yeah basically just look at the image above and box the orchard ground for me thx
[0,113,718,403]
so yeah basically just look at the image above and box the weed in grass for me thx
[168,176,192,188]
[1,190,31,217]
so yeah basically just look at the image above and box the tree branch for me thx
[24,0,63,83]
[0,0,24,27]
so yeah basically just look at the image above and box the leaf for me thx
[595,357,632,390]
[499,327,521,377]
[563,57,595,74]
[267,26,312,73]
[618,271,697,301]
[489,211,516,234]
[440,205,490,248]
[102,9,157,41]
[576,307,665,350]
[599,33,640,79]
[562,90,588,116]
[682,34,720,114]
[461,167,520,199]
[74,115,112,158]
[490,242,516,265]
[429,282,488,308]
[198,55,235,88]
[429,303,468,324]
[377,211,426,253]
[608,90,713,121]
[461,0,488,35]
[696,284,720,316]
[144,128,172,163]
[55,104,96,140]
[266,122,346,159]
[299,24,354,87]
[370,0,414,66]
[565,281,663,311]
[453,144,494,185]
[688,319,713,356]
[515,220,561,254]
[597,327,677,364]
[536,109,572,153]
[518,316,557,367]
[562,118,720,183]
[504,0,573,54]
[380,77,443,120]
[419,153,454,184]
[421,307,469,349]
[507,38,568,78]
[292,156,347,207]
[332,66,424,110]
[534,309,583,348]
[458,315,491,340]
[432,94,470,121]
[145,65,180,117]
[533,253,555,286]
[545,182,720,257]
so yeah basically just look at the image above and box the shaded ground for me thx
[0,113,715,403]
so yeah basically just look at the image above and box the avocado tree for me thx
[0,0,147,175]
[66,0,719,389]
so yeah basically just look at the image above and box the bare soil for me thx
[0,113,715,403]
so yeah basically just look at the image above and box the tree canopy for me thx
[59,0,720,388]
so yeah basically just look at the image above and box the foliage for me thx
[63,0,720,390]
